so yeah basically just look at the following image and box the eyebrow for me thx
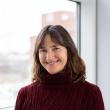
[39,44,59,49]
[51,45,59,47]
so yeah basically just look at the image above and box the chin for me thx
[47,69,63,75]
[48,71,58,75]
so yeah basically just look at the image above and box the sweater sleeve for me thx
[86,86,105,110]
[14,87,26,110]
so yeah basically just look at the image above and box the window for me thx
[0,0,78,109]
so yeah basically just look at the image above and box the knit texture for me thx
[15,71,105,110]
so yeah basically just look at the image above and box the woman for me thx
[15,25,105,110]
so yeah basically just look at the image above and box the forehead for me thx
[40,34,58,47]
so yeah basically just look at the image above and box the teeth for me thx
[47,61,58,64]
[46,60,59,64]
[48,62,56,64]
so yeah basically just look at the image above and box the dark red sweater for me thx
[15,71,105,110]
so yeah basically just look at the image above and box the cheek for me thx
[58,53,67,64]
[62,51,68,60]
[64,55,68,64]
[38,53,42,62]
[39,54,45,63]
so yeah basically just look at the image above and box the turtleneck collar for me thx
[41,70,72,86]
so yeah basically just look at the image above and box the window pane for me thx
[0,0,77,108]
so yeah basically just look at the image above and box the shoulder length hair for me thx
[32,25,86,82]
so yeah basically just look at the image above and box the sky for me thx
[0,0,76,54]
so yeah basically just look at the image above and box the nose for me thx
[46,50,54,62]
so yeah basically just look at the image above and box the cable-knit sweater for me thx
[15,71,105,110]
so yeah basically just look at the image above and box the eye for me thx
[39,49,47,53]
[53,47,60,51]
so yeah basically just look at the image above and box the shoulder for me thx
[17,81,40,95]
[71,81,102,98]
[72,80,100,92]
[15,82,40,109]
[80,81,103,96]
[81,81,105,109]
[82,81,100,91]
[72,81,102,96]
[72,81,103,100]
[78,81,105,109]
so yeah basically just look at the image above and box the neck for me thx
[41,70,72,86]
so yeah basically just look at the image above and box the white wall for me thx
[97,0,110,110]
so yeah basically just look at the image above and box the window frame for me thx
[74,0,97,83]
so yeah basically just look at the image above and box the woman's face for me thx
[38,34,68,74]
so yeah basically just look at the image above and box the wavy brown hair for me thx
[32,25,86,82]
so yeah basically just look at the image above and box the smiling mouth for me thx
[46,60,59,65]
